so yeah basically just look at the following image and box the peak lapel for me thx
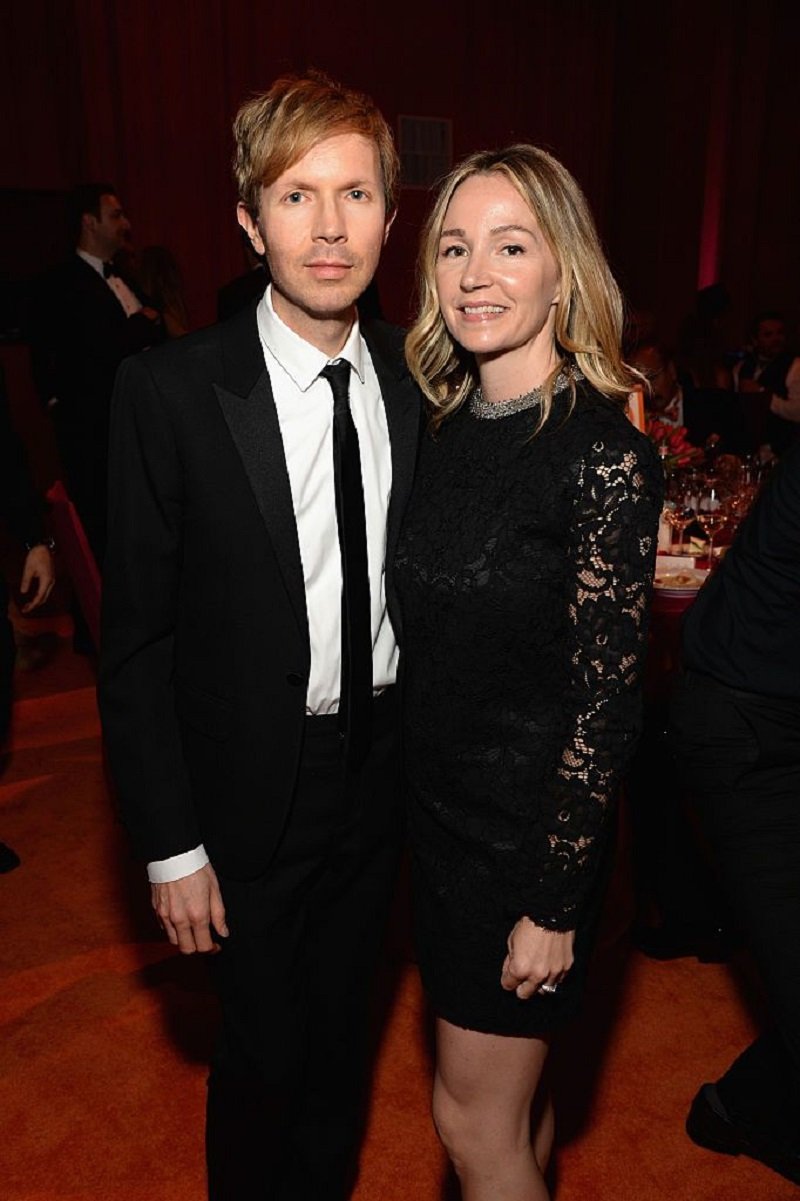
[363,322,421,563]
[214,308,309,645]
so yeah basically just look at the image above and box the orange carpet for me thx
[1,631,795,1200]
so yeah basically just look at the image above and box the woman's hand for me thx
[500,917,575,999]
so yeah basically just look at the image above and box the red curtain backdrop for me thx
[2,0,799,340]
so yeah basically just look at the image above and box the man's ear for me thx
[383,208,398,246]
[237,201,266,257]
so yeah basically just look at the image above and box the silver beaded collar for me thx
[468,366,582,420]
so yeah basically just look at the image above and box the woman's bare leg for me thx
[532,1092,554,1175]
[433,1017,553,1201]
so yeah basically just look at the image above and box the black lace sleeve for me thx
[524,431,663,930]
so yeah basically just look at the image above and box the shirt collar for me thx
[256,284,366,392]
[76,249,106,277]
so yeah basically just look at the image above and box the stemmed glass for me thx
[697,479,729,564]
[720,459,761,538]
[726,486,754,535]
[663,473,698,555]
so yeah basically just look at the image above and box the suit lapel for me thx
[212,310,419,649]
[73,255,130,322]
[214,306,309,645]
[363,322,421,640]
[363,321,421,563]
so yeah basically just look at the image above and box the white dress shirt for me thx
[76,250,142,317]
[148,286,397,884]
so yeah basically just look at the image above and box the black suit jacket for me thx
[27,254,162,427]
[98,303,420,879]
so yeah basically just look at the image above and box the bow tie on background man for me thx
[101,259,160,326]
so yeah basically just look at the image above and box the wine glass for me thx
[726,483,755,533]
[663,474,698,555]
[724,459,761,534]
[697,480,729,564]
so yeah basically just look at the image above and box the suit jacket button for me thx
[286,672,304,687]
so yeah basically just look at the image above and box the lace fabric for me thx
[395,384,663,1032]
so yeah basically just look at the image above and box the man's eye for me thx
[286,192,304,204]
[349,189,367,201]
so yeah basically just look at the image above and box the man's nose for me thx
[312,195,346,242]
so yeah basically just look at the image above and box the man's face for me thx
[238,133,393,347]
[87,194,131,259]
[754,318,786,359]
[631,345,680,413]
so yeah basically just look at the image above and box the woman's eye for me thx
[441,245,466,258]
[502,244,525,256]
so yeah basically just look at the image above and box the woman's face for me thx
[434,172,561,372]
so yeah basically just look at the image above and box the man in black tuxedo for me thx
[99,73,419,1200]
[27,183,163,561]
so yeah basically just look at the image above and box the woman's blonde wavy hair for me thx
[406,144,637,431]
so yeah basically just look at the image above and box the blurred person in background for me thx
[138,245,190,338]
[670,439,800,1188]
[0,367,55,872]
[27,183,164,564]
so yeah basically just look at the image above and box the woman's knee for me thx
[432,1079,469,1162]
[432,1077,525,1171]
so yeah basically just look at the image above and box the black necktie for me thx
[320,360,373,770]
[103,261,116,278]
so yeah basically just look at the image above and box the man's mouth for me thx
[306,261,353,278]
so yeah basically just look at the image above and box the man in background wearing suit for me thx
[99,73,419,1200]
[28,183,163,562]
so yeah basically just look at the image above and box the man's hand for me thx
[500,917,574,999]
[19,545,55,612]
[151,862,229,954]
[771,392,800,424]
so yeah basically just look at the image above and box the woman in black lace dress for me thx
[395,146,662,1199]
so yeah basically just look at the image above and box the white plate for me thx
[653,567,709,594]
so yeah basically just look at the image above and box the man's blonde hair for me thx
[233,71,399,218]
[406,144,637,431]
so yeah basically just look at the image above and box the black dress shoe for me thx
[687,1083,800,1185]
[631,921,738,963]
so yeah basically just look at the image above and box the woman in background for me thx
[396,145,662,1199]
[138,245,189,338]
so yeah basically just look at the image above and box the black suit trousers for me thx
[670,670,800,1145]
[205,688,404,1201]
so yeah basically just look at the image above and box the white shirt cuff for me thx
[147,845,210,883]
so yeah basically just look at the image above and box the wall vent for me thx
[398,116,453,190]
